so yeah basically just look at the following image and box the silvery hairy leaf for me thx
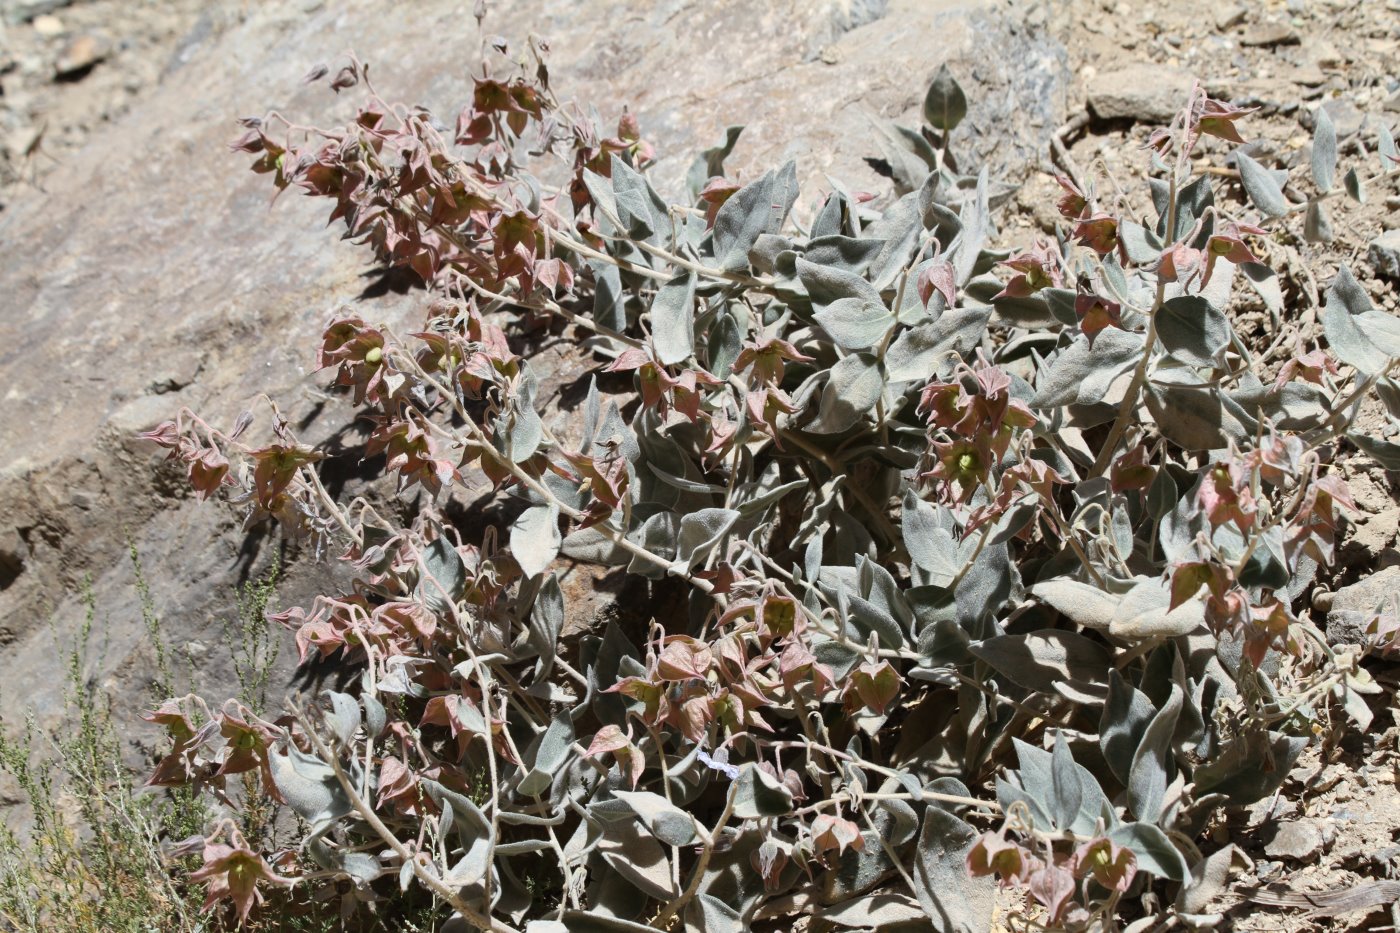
[1050,732,1083,832]
[1004,738,1115,836]
[322,691,360,747]
[611,789,699,846]
[712,161,798,272]
[518,711,575,797]
[1303,200,1334,243]
[610,153,671,243]
[968,631,1110,703]
[732,763,793,819]
[1235,151,1289,218]
[1031,329,1143,409]
[686,124,744,202]
[1127,683,1182,823]
[806,352,885,433]
[651,271,697,366]
[885,306,993,384]
[671,508,739,572]
[1321,265,1400,375]
[1311,105,1338,191]
[911,807,993,933]
[417,534,466,615]
[527,572,564,676]
[423,780,494,886]
[512,503,561,578]
[1156,295,1232,367]
[814,296,895,351]
[269,743,353,830]
[1343,167,1366,203]
[1110,823,1189,881]
[1100,669,1158,785]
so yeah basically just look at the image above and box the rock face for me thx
[0,0,1067,805]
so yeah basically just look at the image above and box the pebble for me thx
[1215,4,1247,29]
[53,33,107,79]
[1371,230,1400,282]
[1321,563,1400,644]
[1086,63,1194,124]
[1373,845,1400,878]
[1264,820,1326,861]
[31,13,64,36]
[1303,38,1343,69]
[1241,22,1300,47]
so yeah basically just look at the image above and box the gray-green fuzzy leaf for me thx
[922,63,968,132]
[713,162,798,272]
[1157,295,1231,367]
[418,535,466,615]
[1235,152,1289,218]
[1321,265,1400,376]
[1127,683,1182,823]
[968,631,1110,703]
[1311,106,1337,191]
[814,296,895,350]
[611,789,699,846]
[1109,823,1189,881]
[807,352,885,433]
[512,503,560,579]
[911,807,993,932]
[651,271,697,366]
[672,508,739,572]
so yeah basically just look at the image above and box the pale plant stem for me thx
[763,739,1001,812]
[1089,245,1169,479]
[415,558,510,913]
[292,703,521,933]
[653,782,738,927]
[856,799,923,904]
[457,272,644,350]
[776,426,905,555]
[389,343,717,595]
[645,723,683,893]
[1260,163,1400,228]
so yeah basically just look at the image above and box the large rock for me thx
[0,0,1067,803]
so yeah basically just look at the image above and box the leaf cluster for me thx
[139,49,1400,932]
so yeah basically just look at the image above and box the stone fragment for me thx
[1241,22,1300,47]
[1214,5,1247,30]
[1263,821,1325,861]
[1370,230,1400,281]
[53,32,107,79]
[1302,38,1342,69]
[1326,566,1400,646]
[1087,64,1194,124]
[2,0,73,24]
[31,13,63,36]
